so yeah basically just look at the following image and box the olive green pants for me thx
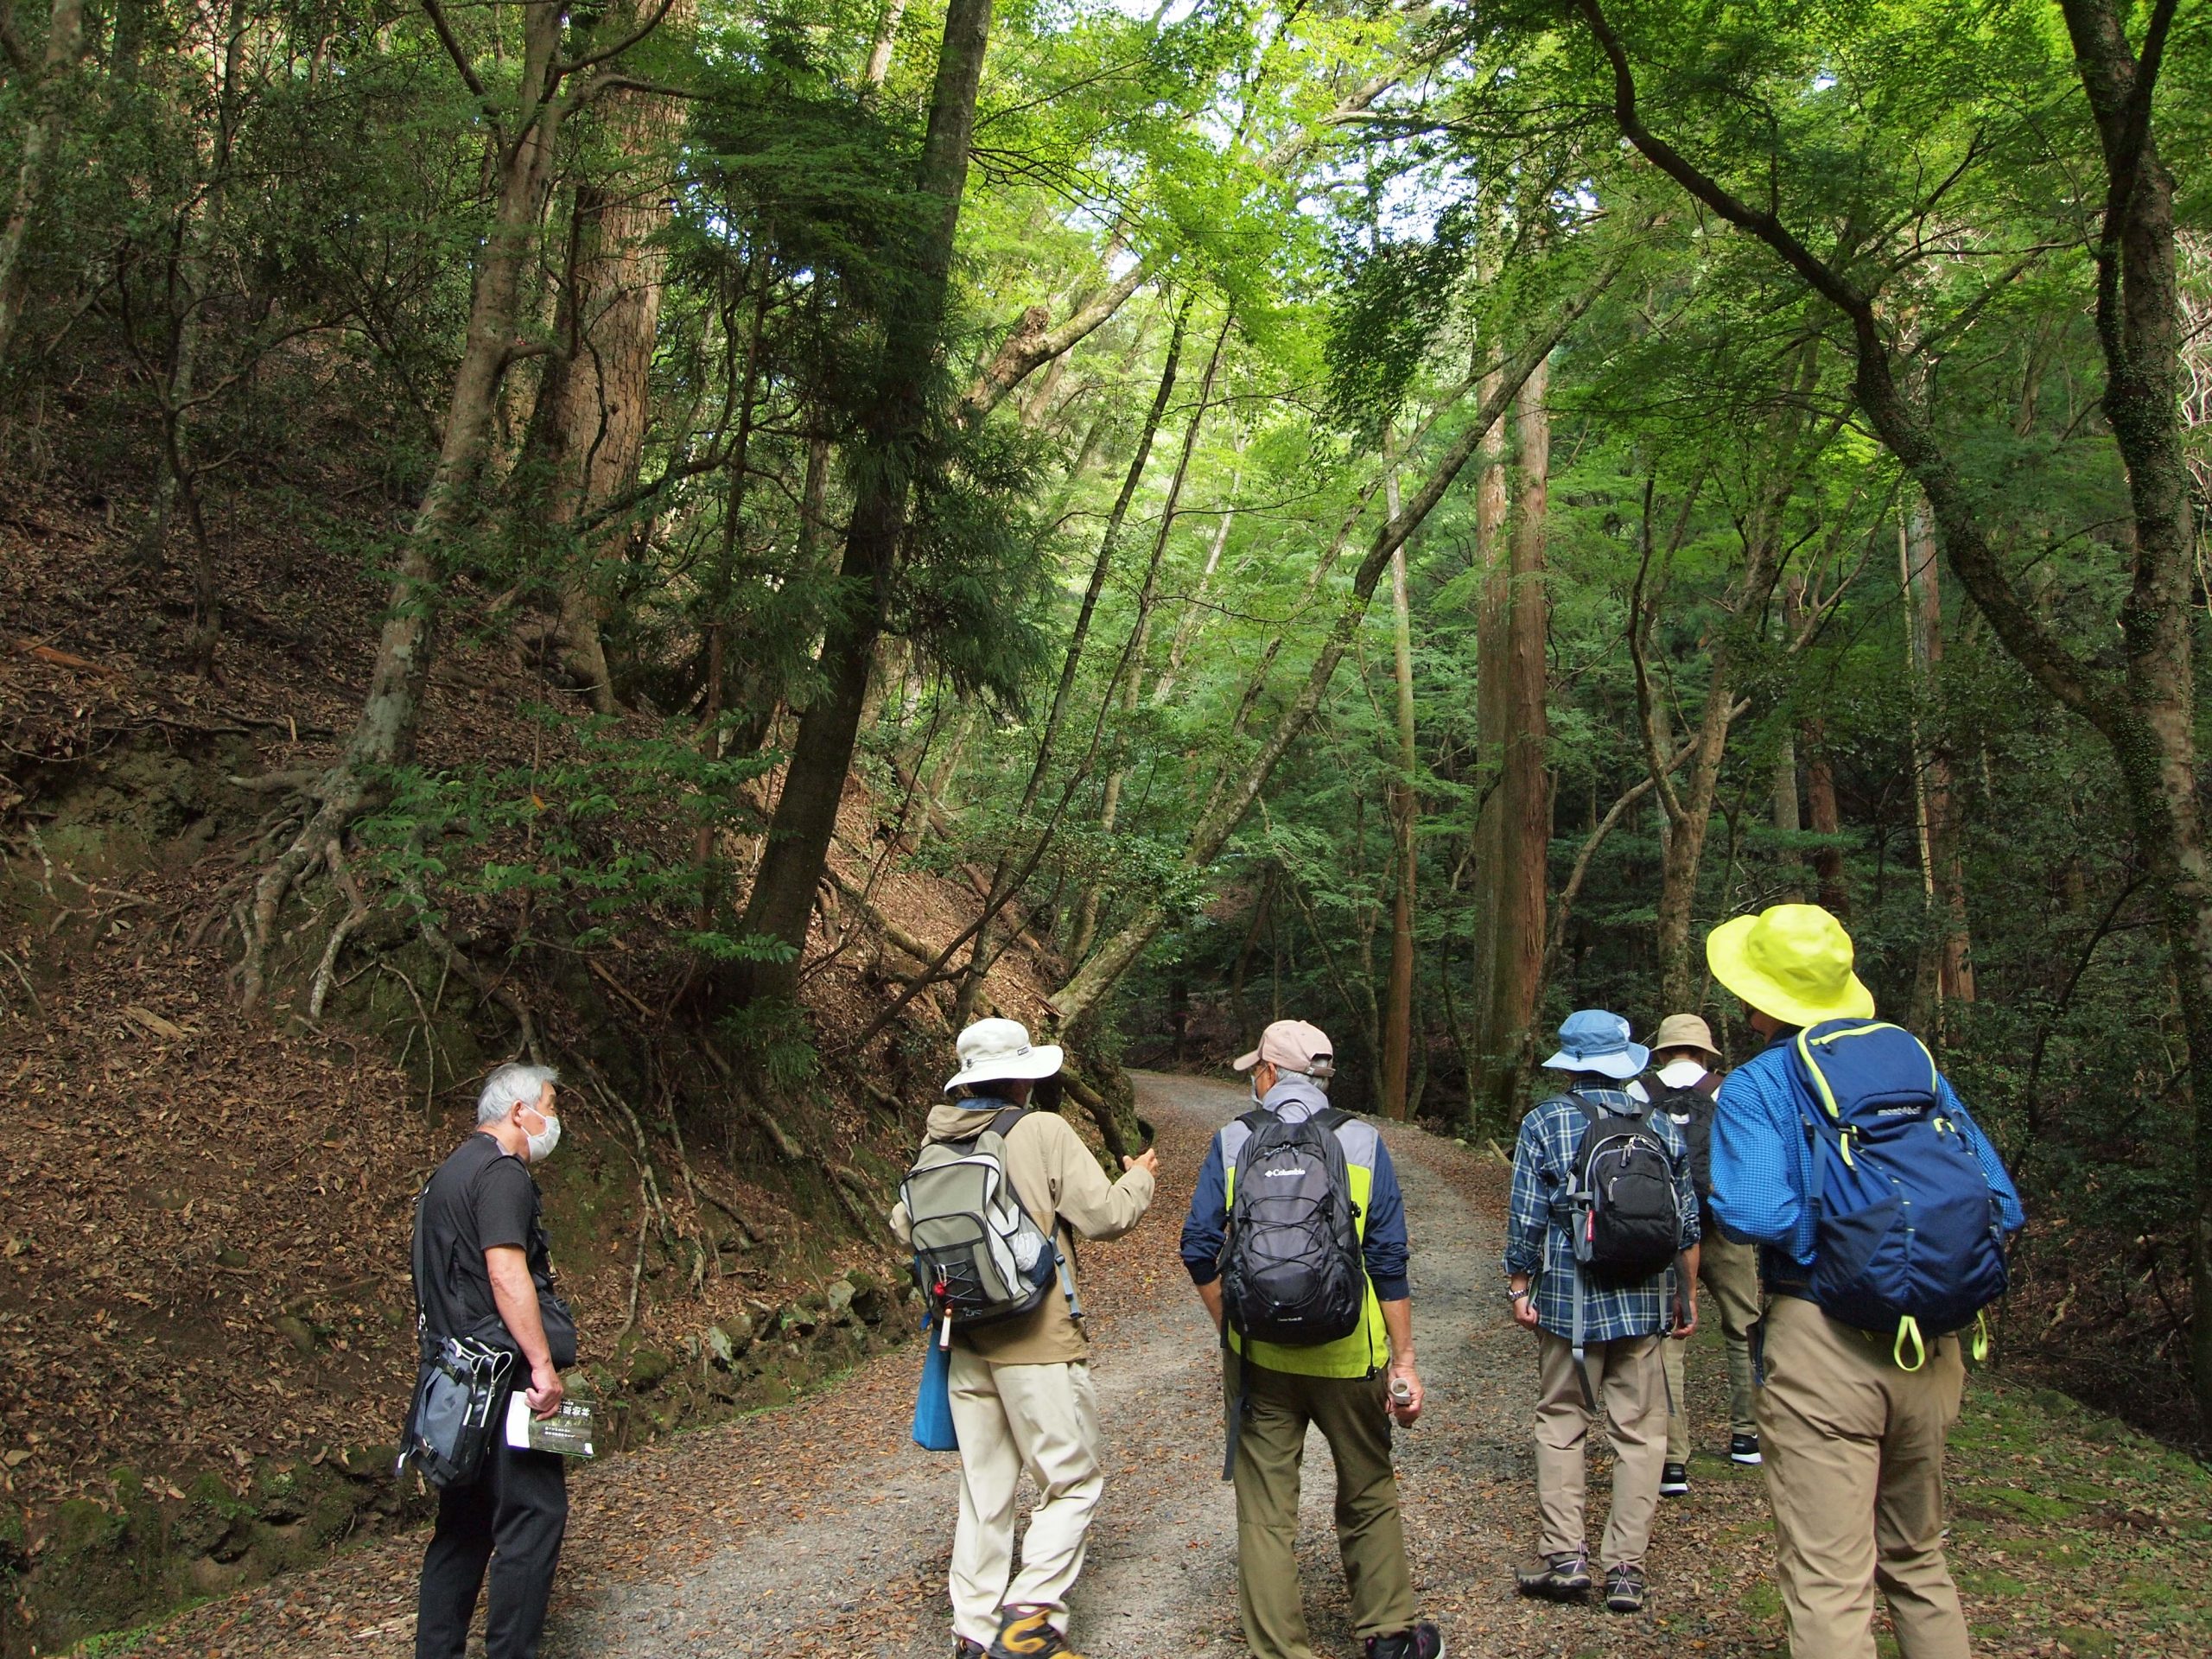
[1224,1352,1417,1659]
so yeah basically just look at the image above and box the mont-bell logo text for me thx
[1874,1104,1925,1118]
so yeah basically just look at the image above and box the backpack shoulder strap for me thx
[1311,1106,1351,1134]
[985,1106,1030,1141]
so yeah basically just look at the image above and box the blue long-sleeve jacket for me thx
[1179,1076,1410,1300]
[1711,1032,2025,1269]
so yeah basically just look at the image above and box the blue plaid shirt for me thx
[1710,1033,2024,1271]
[1504,1086,1700,1343]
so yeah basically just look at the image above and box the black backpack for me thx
[1217,1108,1367,1345]
[1217,1105,1369,1480]
[1644,1072,1720,1200]
[1562,1093,1681,1283]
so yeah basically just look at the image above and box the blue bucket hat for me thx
[1542,1008,1649,1080]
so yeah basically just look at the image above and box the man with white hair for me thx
[414,1062,578,1659]
[891,1018,1157,1659]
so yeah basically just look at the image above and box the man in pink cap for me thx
[1180,1020,1440,1659]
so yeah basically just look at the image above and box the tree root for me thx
[307,840,371,1021]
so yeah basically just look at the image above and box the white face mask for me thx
[523,1106,561,1163]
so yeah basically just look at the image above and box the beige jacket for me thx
[891,1102,1154,1366]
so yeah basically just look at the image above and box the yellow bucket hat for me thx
[1704,904,1875,1030]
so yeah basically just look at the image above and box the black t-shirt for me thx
[413,1132,570,1363]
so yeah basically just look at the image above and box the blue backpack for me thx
[1787,1020,2012,1368]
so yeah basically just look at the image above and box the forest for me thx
[0,0,2209,1648]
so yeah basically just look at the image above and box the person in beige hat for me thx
[1637,1013,1762,1495]
[1705,906,2023,1659]
[890,1018,1158,1659]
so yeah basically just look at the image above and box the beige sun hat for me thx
[942,1018,1065,1094]
[1650,1013,1720,1058]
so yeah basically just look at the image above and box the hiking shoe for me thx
[988,1607,1084,1659]
[955,1643,988,1659]
[1604,1564,1647,1614]
[1366,1620,1444,1659]
[1514,1552,1591,1600]
[1659,1461,1690,1497]
[1731,1432,1763,1465]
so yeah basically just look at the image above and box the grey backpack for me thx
[901,1107,1057,1332]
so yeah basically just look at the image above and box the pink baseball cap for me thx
[1232,1019,1335,1077]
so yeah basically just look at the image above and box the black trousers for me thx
[415,1436,569,1659]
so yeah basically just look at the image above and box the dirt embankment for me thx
[113,1071,2212,1659]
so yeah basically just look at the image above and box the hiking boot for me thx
[1514,1552,1591,1600]
[988,1607,1084,1659]
[1730,1432,1763,1465]
[1604,1563,1647,1614]
[1365,1620,1444,1659]
[1659,1461,1690,1497]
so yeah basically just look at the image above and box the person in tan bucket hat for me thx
[1635,1013,1762,1496]
[1704,906,2023,1659]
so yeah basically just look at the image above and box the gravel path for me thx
[134,1072,1794,1658]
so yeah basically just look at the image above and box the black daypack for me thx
[1547,1092,1684,1408]
[1217,1106,1369,1480]
[1645,1072,1721,1200]
[1563,1094,1681,1283]
[1218,1108,1367,1346]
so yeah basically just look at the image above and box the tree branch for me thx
[1572,0,2109,721]
[420,0,490,100]
[557,0,679,78]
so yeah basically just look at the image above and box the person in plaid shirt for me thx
[1505,1009,1699,1613]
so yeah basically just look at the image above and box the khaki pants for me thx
[1224,1351,1416,1659]
[1664,1228,1762,1462]
[946,1348,1104,1648]
[1534,1331,1666,1569]
[1758,1296,1969,1659]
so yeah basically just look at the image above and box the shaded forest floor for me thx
[92,1073,2212,1659]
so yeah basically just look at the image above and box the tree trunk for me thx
[0,0,86,367]
[1904,500,1976,1011]
[1380,425,1417,1121]
[1151,447,1242,707]
[1467,371,1511,1112]
[1477,359,1551,1126]
[734,0,995,1005]
[242,7,578,1005]
[1805,718,1847,912]
[861,0,907,94]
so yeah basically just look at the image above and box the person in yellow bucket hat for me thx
[1704,905,2023,1659]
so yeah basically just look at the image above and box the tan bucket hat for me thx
[1650,1013,1720,1058]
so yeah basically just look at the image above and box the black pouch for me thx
[399,1336,513,1489]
